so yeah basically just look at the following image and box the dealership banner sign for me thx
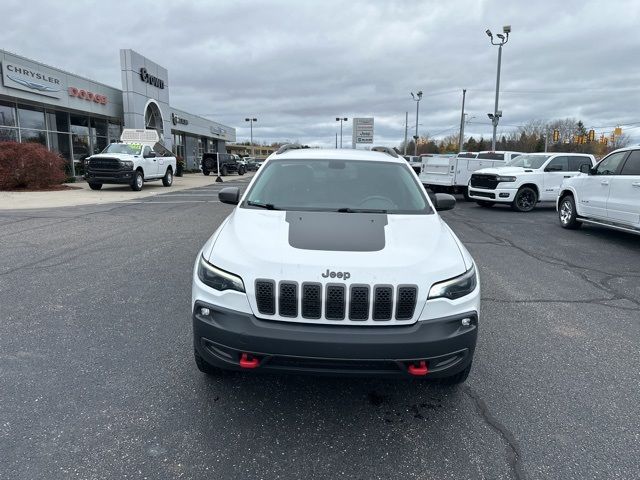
[1,61,65,98]
[352,117,374,145]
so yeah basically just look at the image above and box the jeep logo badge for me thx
[322,269,351,280]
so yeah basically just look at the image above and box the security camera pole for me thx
[486,25,511,151]
[215,152,223,183]
[335,117,348,148]
[410,91,423,155]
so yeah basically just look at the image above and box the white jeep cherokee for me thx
[192,146,480,383]
[468,152,595,211]
[558,146,640,234]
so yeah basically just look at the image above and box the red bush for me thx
[0,142,67,190]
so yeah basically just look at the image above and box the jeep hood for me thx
[205,208,468,289]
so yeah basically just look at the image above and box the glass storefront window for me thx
[0,101,17,127]
[46,111,69,132]
[18,106,45,130]
[0,127,18,142]
[71,134,91,175]
[48,132,71,163]
[108,123,121,142]
[92,136,108,154]
[91,118,108,137]
[20,129,47,145]
[70,115,89,136]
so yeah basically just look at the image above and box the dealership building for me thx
[0,48,236,174]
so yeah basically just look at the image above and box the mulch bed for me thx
[2,184,83,192]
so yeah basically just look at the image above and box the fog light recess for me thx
[461,318,471,327]
[200,307,211,316]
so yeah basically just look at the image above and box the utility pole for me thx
[458,89,467,152]
[410,91,423,156]
[486,25,511,151]
[245,117,257,156]
[403,111,408,155]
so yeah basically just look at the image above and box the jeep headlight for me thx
[121,160,134,169]
[495,175,516,183]
[428,265,477,300]
[197,256,245,293]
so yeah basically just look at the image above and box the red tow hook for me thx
[239,353,260,369]
[407,360,429,376]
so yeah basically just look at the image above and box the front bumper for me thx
[85,169,135,184]
[468,186,517,202]
[193,302,478,378]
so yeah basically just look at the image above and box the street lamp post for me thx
[335,117,348,148]
[245,117,257,156]
[486,25,510,151]
[410,91,423,155]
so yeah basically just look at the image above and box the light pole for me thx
[486,25,510,151]
[244,117,257,156]
[335,117,348,148]
[410,91,423,155]
[458,89,466,152]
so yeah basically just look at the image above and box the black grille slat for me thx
[325,285,345,320]
[470,174,499,190]
[396,286,417,320]
[255,280,275,315]
[349,286,369,320]
[279,282,298,317]
[302,283,322,319]
[373,286,393,321]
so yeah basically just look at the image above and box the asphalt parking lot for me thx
[1,183,638,480]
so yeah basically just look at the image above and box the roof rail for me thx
[371,146,399,158]
[276,143,304,155]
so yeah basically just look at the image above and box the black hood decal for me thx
[286,211,387,252]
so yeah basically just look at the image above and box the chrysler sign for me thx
[1,61,64,98]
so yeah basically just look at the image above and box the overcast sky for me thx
[2,0,639,147]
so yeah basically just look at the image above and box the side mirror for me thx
[145,151,157,158]
[434,193,456,211]
[579,164,592,174]
[218,187,240,205]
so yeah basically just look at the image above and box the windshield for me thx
[243,159,433,214]
[506,154,550,169]
[101,143,142,155]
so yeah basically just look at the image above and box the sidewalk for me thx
[0,172,254,210]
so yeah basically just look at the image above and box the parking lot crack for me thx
[464,386,526,480]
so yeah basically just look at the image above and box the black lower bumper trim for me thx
[193,302,478,378]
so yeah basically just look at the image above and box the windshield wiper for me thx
[335,207,388,213]
[246,201,280,210]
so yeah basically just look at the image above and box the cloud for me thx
[2,0,639,146]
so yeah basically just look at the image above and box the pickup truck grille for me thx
[89,157,121,170]
[470,174,499,190]
[254,280,418,324]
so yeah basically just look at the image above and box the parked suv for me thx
[201,153,245,176]
[192,145,480,383]
[558,147,640,234]
[468,152,595,211]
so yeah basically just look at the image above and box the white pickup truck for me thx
[420,151,522,199]
[85,129,176,191]
[468,152,595,211]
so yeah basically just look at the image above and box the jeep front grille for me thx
[254,280,418,324]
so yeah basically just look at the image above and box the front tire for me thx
[238,166,245,175]
[88,183,102,190]
[476,200,495,208]
[203,170,210,176]
[512,187,537,212]
[162,168,173,187]
[131,171,144,191]
[559,195,581,229]
[463,188,472,201]
[221,165,228,176]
